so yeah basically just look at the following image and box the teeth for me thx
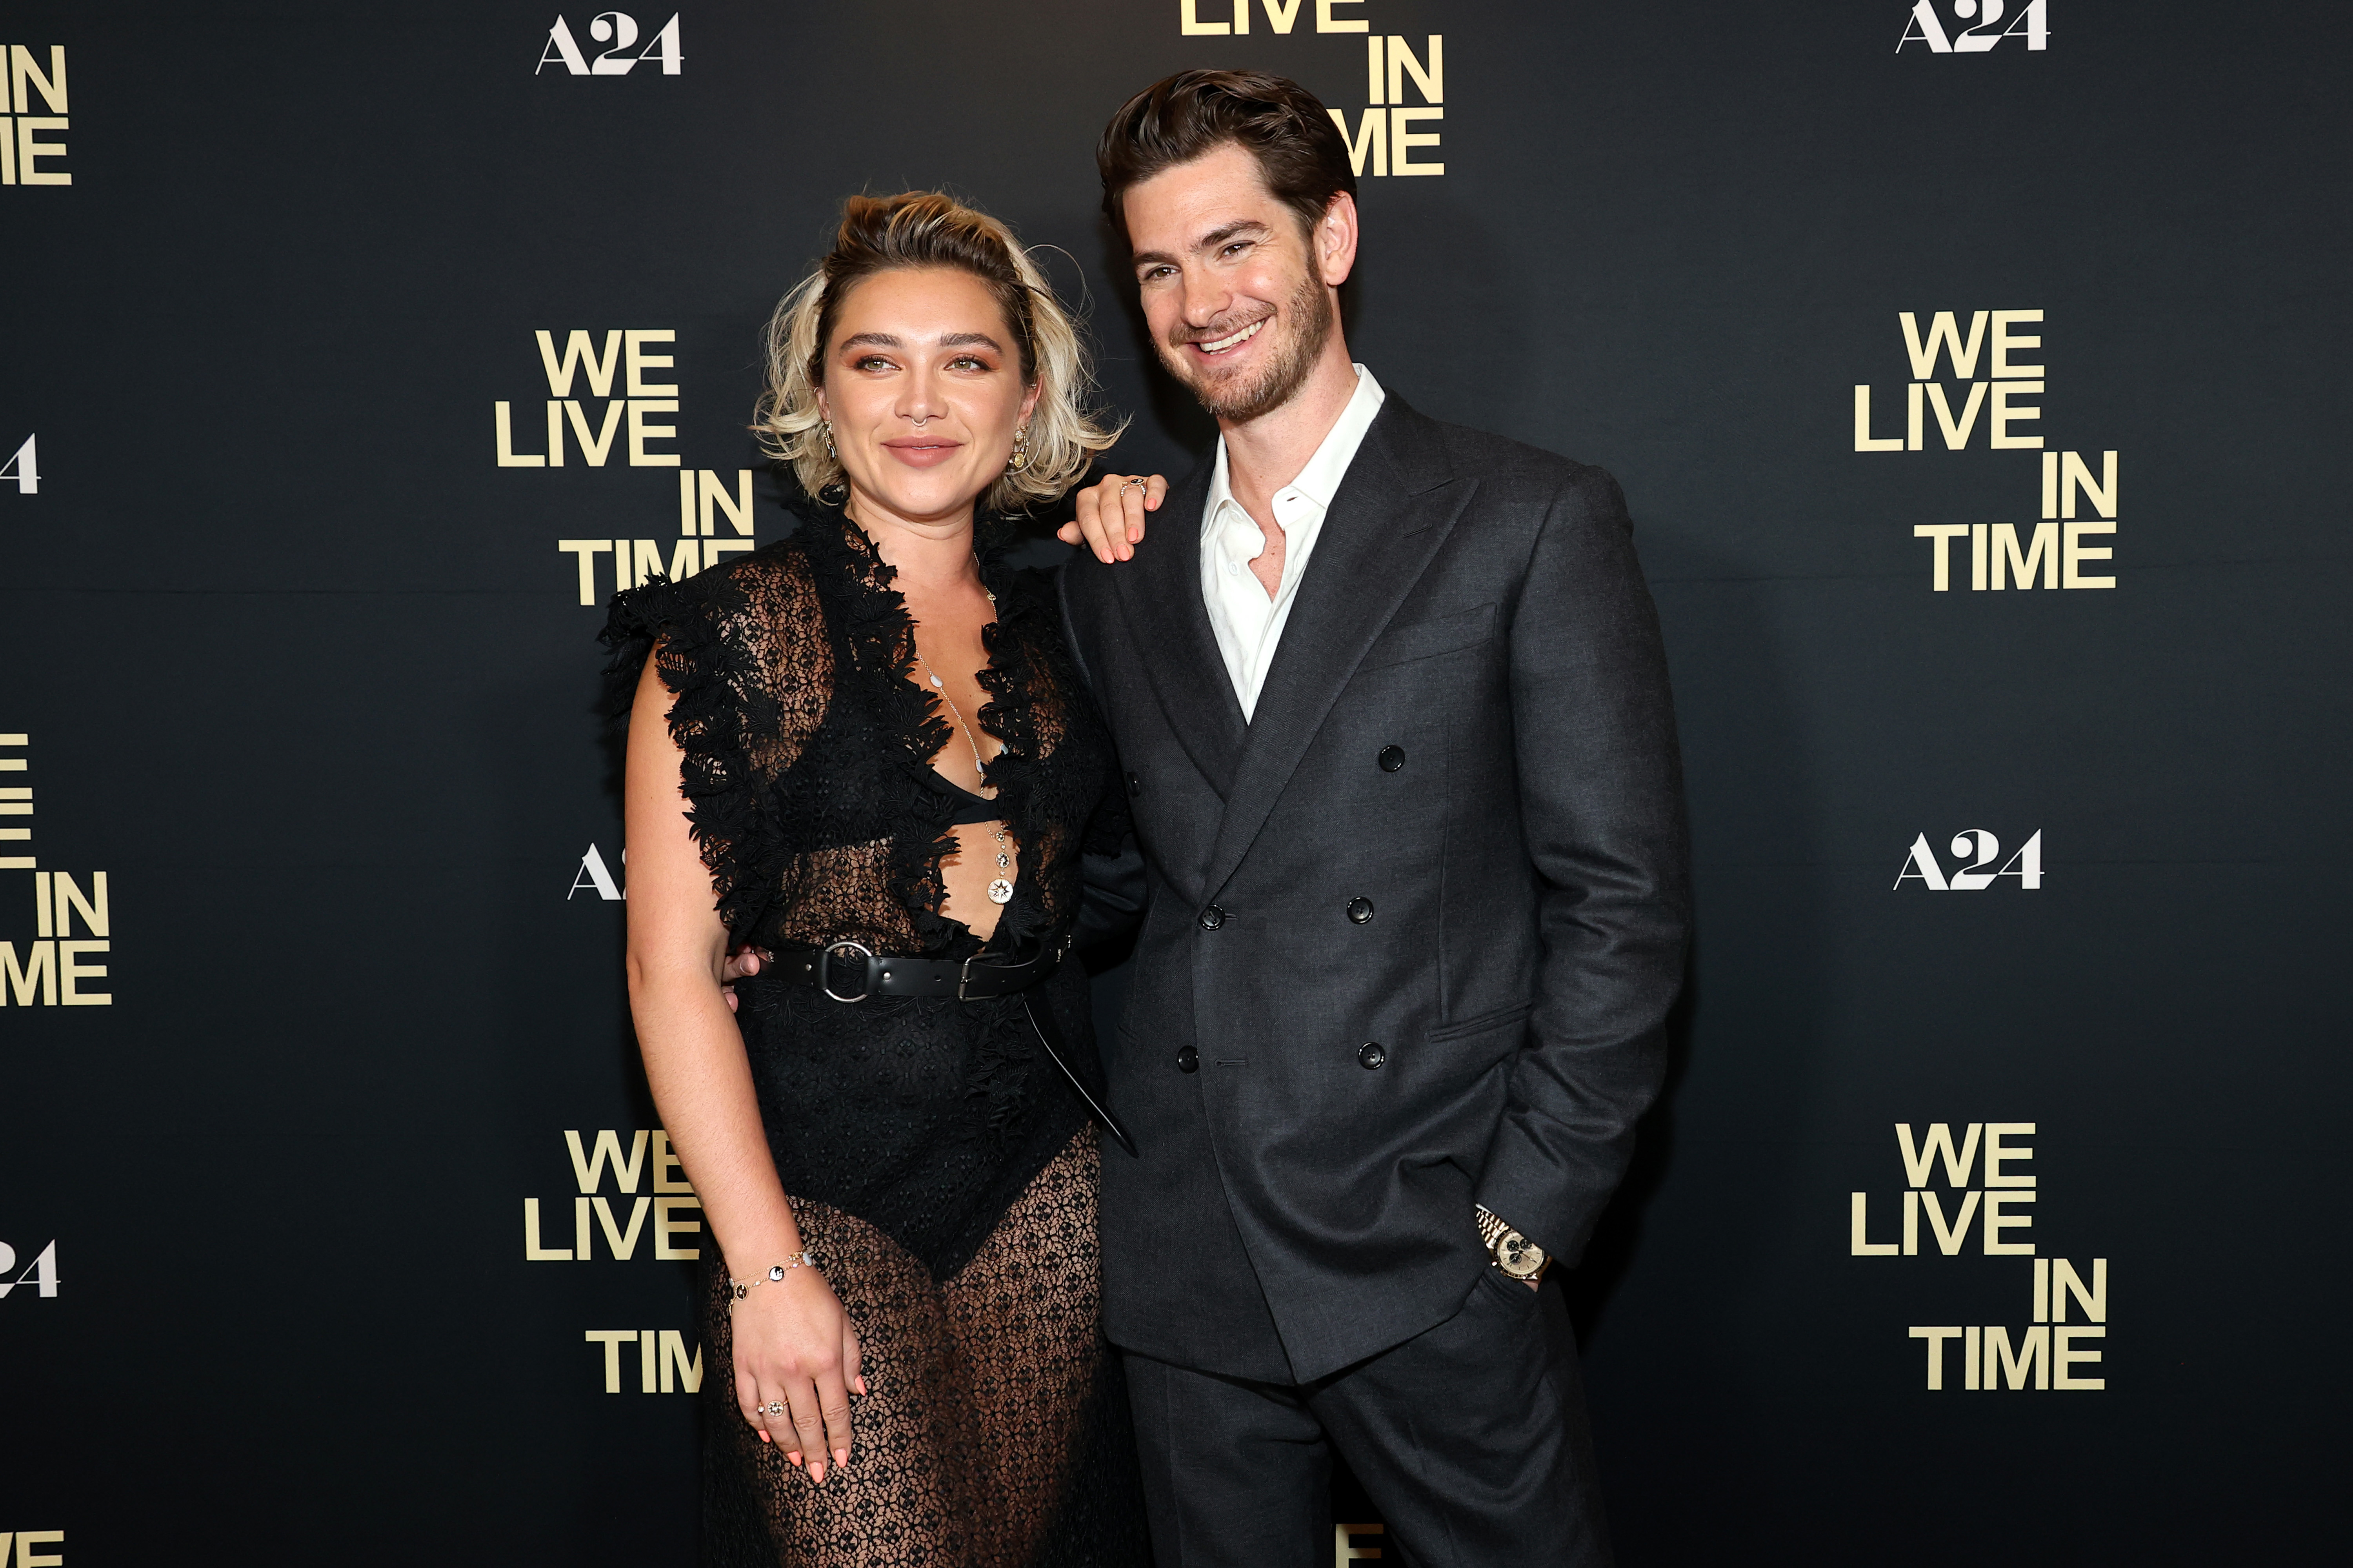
[1199,319,1264,353]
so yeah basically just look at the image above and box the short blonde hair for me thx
[754,192,1123,514]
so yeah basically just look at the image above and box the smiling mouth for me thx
[1191,318,1266,356]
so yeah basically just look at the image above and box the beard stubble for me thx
[1160,271,1336,424]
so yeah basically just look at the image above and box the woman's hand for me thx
[1056,472,1167,563]
[731,1265,866,1484]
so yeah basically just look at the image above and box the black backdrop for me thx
[3,3,2347,1563]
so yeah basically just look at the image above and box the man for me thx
[1055,70,1691,1568]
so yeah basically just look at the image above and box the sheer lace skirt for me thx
[700,1132,1149,1567]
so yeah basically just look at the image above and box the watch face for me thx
[1496,1232,1547,1279]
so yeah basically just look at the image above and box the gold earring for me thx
[1006,425,1029,473]
[822,421,837,458]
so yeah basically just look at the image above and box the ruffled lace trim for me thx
[800,508,1045,1139]
[600,560,796,948]
[797,506,969,958]
[601,489,1118,1145]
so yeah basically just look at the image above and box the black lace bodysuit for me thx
[602,498,1147,1568]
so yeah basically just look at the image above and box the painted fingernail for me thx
[758,1430,770,1443]
[834,1447,849,1466]
[810,1461,827,1484]
[786,1449,801,1464]
[856,1376,869,1395]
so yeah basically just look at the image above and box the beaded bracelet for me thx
[727,1252,816,1304]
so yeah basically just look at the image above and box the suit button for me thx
[1126,771,1142,797]
[1378,745,1406,772]
[1200,905,1227,931]
[1357,1042,1387,1070]
[1177,1046,1200,1073]
[1346,897,1375,924]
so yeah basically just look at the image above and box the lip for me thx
[1186,317,1268,359]
[879,436,965,469]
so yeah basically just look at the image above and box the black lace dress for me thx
[602,498,1149,1568]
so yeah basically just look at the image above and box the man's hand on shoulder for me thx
[1058,472,1167,563]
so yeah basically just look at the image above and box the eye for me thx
[851,354,895,372]
[1221,241,1251,259]
[948,354,991,372]
[1139,264,1175,283]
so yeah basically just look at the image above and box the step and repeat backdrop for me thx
[2,2,2345,1563]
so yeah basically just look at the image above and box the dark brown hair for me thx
[1096,70,1357,243]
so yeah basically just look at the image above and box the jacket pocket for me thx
[1472,1263,1543,1314]
[1426,1000,1535,1043]
[1358,602,1497,671]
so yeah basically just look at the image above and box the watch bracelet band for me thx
[1473,1204,1512,1252]
[1475,1204,1549,1279]
[726,1252,816,1303]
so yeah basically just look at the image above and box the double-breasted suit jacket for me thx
[1061,394,1690,1384]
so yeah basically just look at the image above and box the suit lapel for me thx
[1110,458,1249,798]
[1204,399,1473,898]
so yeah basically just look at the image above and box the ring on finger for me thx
[1118,478,1144,500]
[760,1401,785,1417]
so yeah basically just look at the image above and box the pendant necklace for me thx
[915,581,1014,906]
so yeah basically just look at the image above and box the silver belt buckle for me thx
[821,940,876,1003]
[959,949,1028,1002]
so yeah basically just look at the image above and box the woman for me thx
[604,192,1148,1566]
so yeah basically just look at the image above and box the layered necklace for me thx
[913,576,1015,906]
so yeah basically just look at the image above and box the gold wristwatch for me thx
[1475,1205,1549,1282]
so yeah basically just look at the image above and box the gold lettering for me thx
[494,402,546,467]
[1389,107,1443,176]
[628,401,680,466]
[1386,35,1442,103]
[1179,0,1231,35]
[624,329,678,396]
[1327,107,1386,178]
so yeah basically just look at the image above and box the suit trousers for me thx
[1122,1268,1614,1568]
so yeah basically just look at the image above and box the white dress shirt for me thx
[1200,363,1387,721]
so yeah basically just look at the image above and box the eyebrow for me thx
[837,331,1006,354]
[1132,218,1274,271]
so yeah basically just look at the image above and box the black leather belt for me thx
[785,934,1073,1003]
[775,930,1136,1157]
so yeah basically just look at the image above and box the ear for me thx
[814,385,832,423]
[1316,192,1360,289]
[1018,380,1043,426]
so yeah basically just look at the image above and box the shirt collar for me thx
[1204,363,1387,531]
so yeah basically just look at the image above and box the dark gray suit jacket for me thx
[1060,394,1689,1384]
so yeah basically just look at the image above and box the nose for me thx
[898,364,947,425]
[1179,263,1230,329]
